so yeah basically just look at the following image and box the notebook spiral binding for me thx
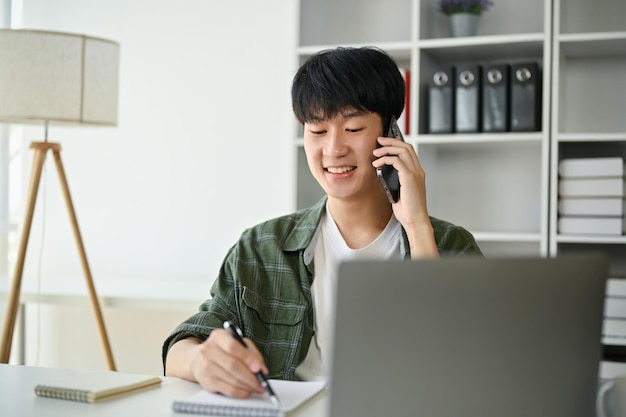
[172,400,281,417]
[35,385,91,403]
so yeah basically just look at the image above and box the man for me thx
[162,46,482,399]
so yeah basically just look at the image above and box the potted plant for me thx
[438,0,494,37]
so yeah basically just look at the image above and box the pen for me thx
[223,320,281,407]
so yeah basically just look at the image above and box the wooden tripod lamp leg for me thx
[1,142,116,369]
[51,147,116,371]
[0,145,48,363]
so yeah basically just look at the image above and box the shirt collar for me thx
[282,196,328,255]
[284,195,411,261]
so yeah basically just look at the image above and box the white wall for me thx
[12,0,298,298]
[0,0,299,373]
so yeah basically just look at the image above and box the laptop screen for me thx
[328,254,607,417]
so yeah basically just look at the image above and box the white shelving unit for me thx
[295,0,552,258]
[296,0,626,267]
[550,0,626,276]
[416,0,551,257]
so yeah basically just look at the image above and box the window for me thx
[0,125,24,281]
[1,0,24,282]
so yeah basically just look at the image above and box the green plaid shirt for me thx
[162,197,482,380]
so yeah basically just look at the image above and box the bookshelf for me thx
[294,0,626,363]
[549,0,626,278]
[295,0,552,258]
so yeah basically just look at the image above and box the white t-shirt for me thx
[295,207,402,380]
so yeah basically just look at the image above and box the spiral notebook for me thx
[34,370,162,403]
[172,379,326,416]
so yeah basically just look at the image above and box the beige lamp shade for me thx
[0,29,119,126]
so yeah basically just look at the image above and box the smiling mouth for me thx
[326,166,355,174]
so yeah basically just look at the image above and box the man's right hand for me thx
[165,330,269,398]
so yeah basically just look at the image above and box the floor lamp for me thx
[0,29,120,370]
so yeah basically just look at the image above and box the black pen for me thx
[223,320,281,407]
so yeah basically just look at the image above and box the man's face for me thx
[303,109,383,202]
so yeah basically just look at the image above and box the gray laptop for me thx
[329,254,608,417]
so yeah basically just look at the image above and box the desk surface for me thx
[4,362,625,417]
[0,364,328,417]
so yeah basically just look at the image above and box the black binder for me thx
[482,64,510,132]
[428,66,455,133]
[454,65,481,133]
[510,62,541,132]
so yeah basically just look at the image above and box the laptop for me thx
[328,254,608,417]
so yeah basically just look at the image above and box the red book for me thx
[398,67,410,135]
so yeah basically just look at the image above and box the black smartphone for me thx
[376,116,405,204]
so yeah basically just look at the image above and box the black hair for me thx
[291,46,405,133]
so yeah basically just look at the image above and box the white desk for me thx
[0,364,328,417]
[0,276,208,311]
[0,280,206,369]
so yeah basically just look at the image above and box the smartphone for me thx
[376,116,405,204]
